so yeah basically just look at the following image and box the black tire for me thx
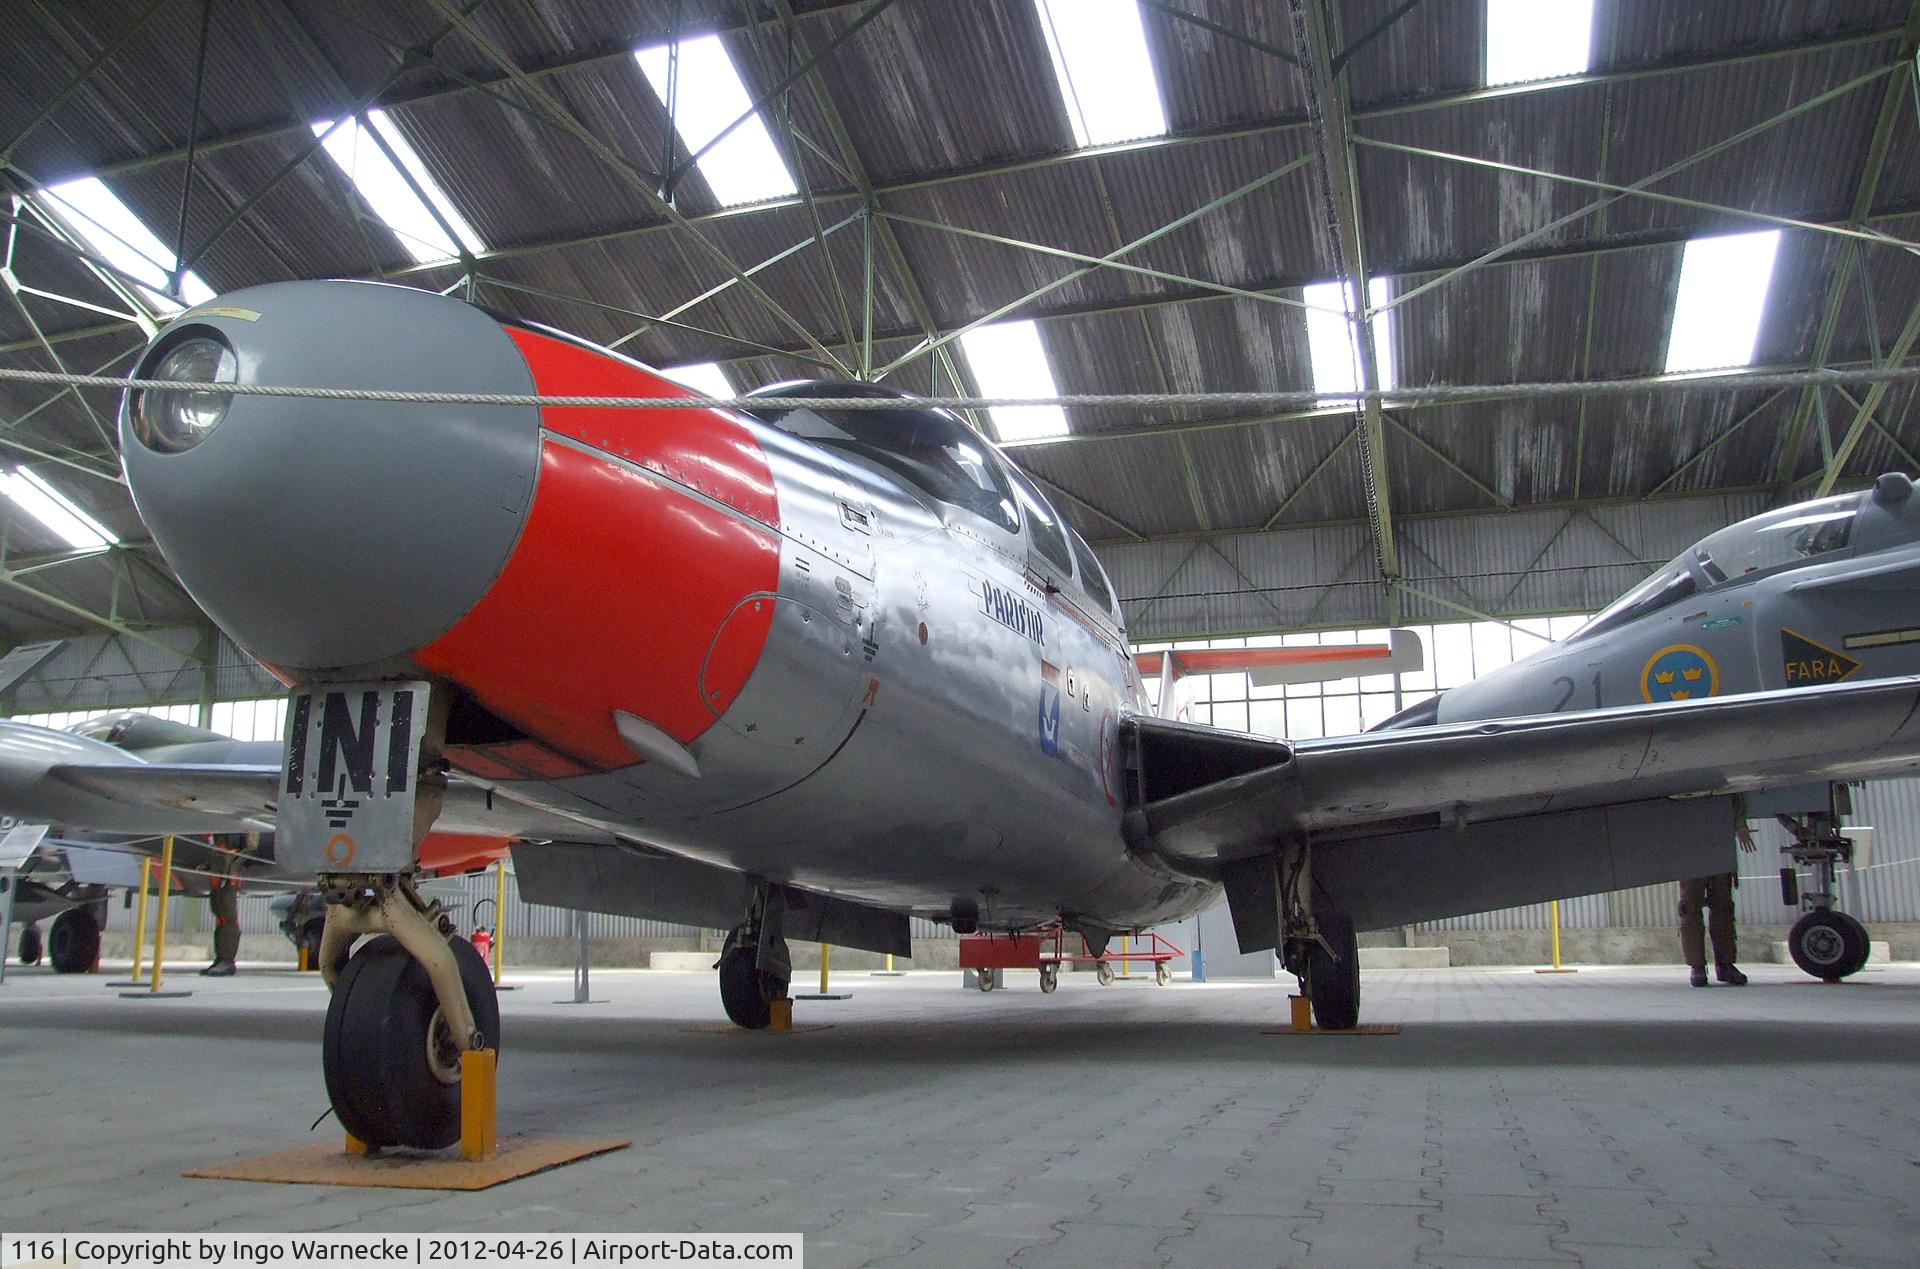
[49,908,100,974]
[1787,910,1868,982]
[322,934,500,1150]
[18,923,42,966]
[718,943,787,1029]
[1832,911,1872,977]
[1306,907,1360,1030]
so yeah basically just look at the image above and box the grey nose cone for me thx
[120,280,542,673]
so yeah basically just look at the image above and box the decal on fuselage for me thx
[977,577,1046,645]
[1640,644,1719,703]
[1039,661,1063,758]
[1781,628,1861,686]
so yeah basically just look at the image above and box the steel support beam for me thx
[1775,3,1920,497]
[1293,0,1397,579]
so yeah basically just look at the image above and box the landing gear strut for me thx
[717,895,790,1029]
[1778,802,1872,982]
[317,875,500,1149]
[1277,846,1359,1030]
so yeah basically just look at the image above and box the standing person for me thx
[1678,829,1758,987]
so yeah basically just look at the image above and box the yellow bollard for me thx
[819,943,830,996]
[1534,900,1578,974]
[148,835,175,993]
[1122,934,1131,978]
[885,953,894,972]
[130,858,151,980]
[460,1048,497,1161]
[491,862,507,985]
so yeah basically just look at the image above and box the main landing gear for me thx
[716,898,791,1029]
[49,905,101,974]
[318,875,500,1149]
[1277,847,1359,1030]
[1777,809,1871,983]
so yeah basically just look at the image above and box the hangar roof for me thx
[0,0,1916,652]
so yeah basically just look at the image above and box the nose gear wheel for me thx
[322,934,500,1150]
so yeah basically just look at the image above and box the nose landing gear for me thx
[317,876,500,1150]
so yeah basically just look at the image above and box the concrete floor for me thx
[3,960,1919,1268]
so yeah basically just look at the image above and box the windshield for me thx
[1569,559,1697,642]
[745,380,1018,533]
[1690,492,1860,583]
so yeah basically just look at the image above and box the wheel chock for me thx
[461,1048,497,1161]
[344,1133,373,1157]
[298,946,311,973]
[1289,994,1312,1032]
[768,998,793,1032]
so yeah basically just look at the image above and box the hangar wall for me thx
[1108,490,1771,640]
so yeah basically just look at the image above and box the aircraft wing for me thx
[1132,675,1920,938]
[0,719,619,847]
[42,762,621,845]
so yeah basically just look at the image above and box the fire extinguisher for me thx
[470,897,495,961]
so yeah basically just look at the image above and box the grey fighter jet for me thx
[1377,473,1920,982]
[5,279,1920,1150]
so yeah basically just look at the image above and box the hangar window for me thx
[310,111,486,264]
[1664,230,1782,372]
[1305,277,1395,407]
[635,36,798,207]
[1033,0,1168,148]
[958,320,1070,441]
[1485,0,1594,87]
[744,381,1019,534]
[27,178,215,315]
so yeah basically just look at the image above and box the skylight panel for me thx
[1485,0,1594,87]
[1033,0,1168,148]
[1664,230,1782,373]
[635,36,798,207]
[1304,277,1395,407]
[959,320,1069,441]
[660,361,735,398]
[32,177,214,313]
[0,467,116,550]
[310,111,485,264]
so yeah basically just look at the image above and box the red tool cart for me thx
[958,925,1183,992]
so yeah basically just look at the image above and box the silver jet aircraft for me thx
[6,279,1920,1150]
[1378,475,1920,982]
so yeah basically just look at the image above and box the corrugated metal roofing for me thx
[0,1,1917,646]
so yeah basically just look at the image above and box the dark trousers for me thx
[210,880,240,963]
[1678,873,1736,969]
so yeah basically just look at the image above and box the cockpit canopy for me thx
[744,379,1123,627]
[743,380,1018,533]
[1569,490,1863,642]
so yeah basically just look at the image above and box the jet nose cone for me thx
[120,281,541,673]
